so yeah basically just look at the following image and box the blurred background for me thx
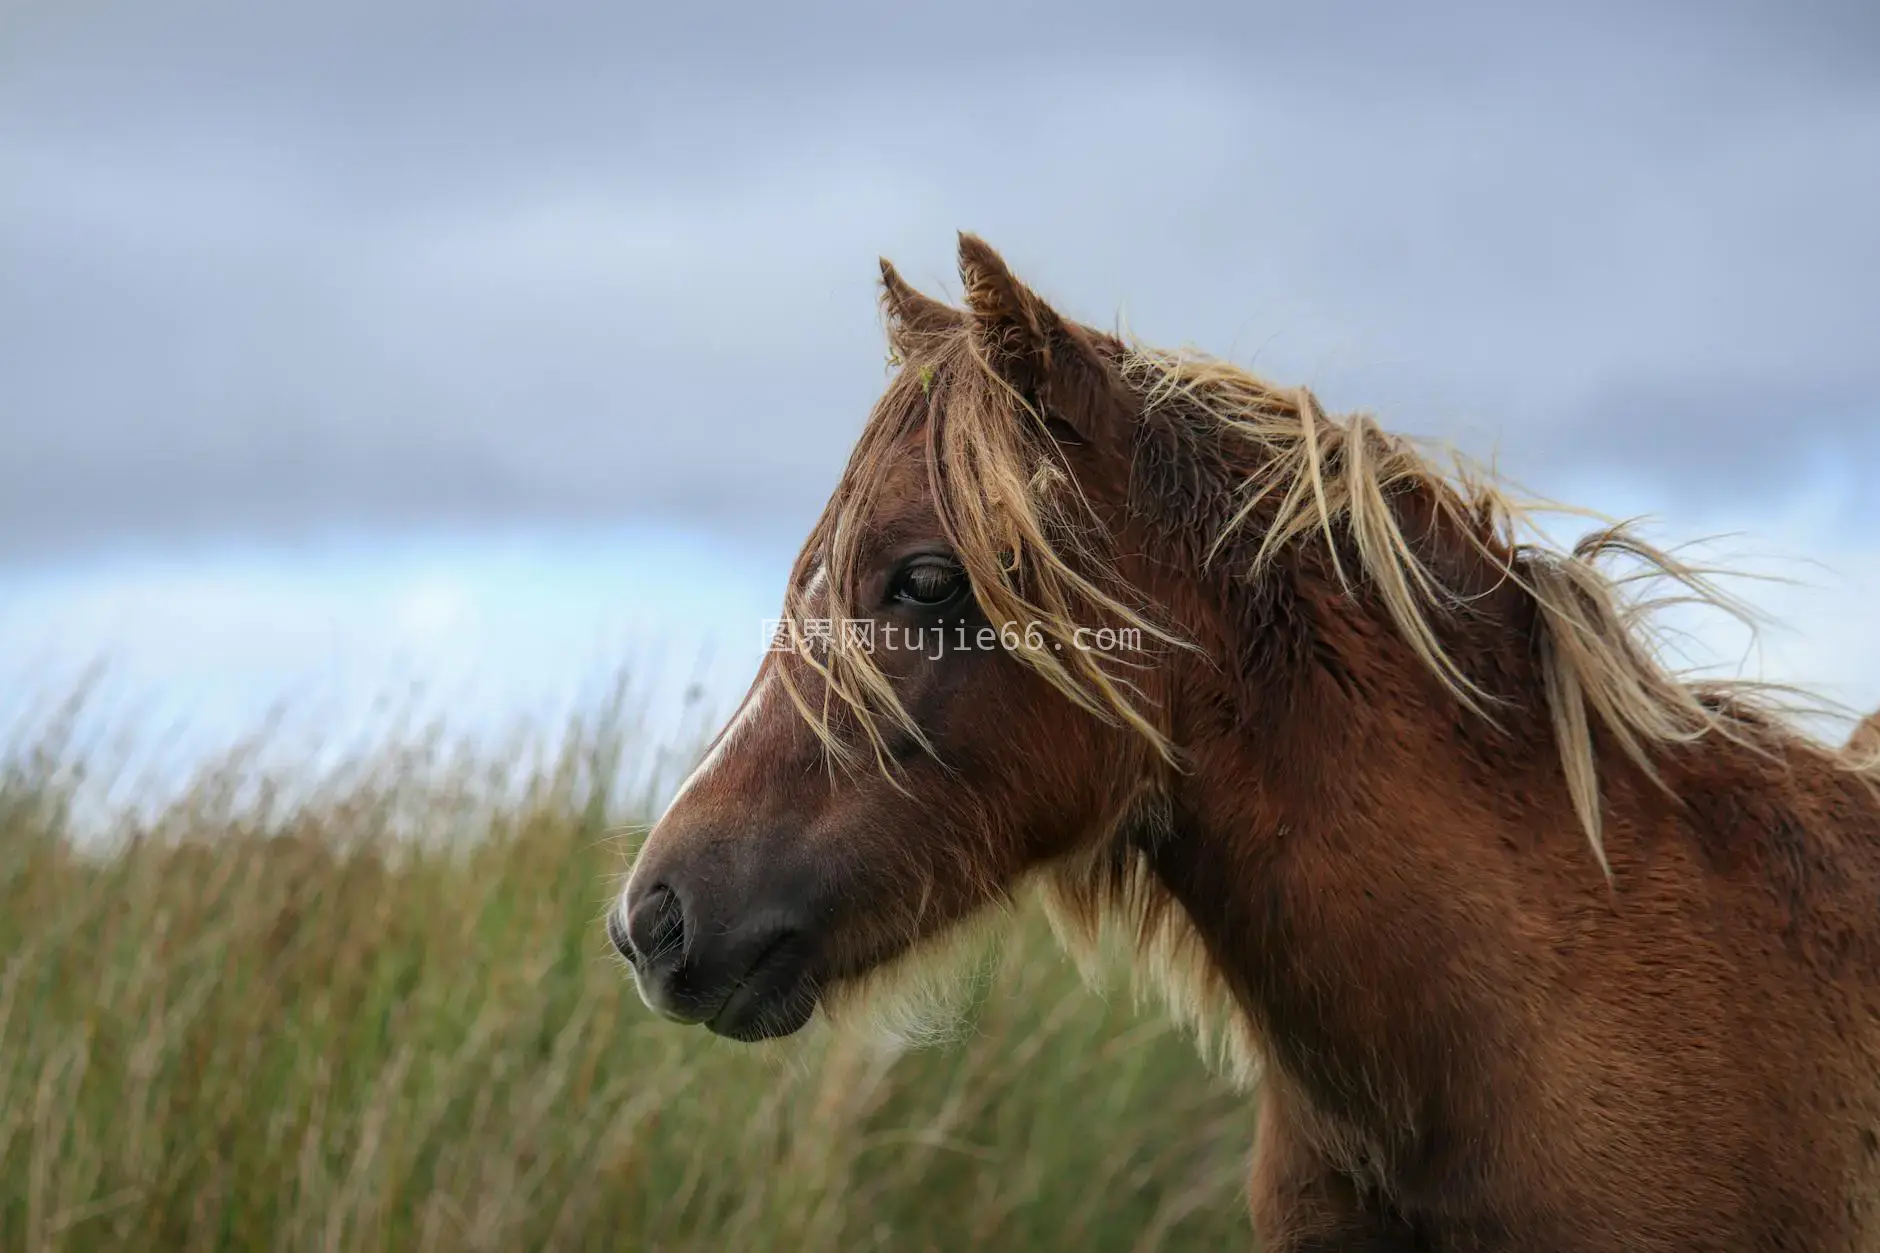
[5,0,1878,805]
[4,3,1878,1249]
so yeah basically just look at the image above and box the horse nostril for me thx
[606,908,633,961]
[625,882,687,965]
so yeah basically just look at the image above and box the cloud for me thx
[1,0,1876,564]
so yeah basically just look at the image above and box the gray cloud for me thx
[2,0,1877,565]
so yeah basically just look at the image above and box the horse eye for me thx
[890,557,967,608]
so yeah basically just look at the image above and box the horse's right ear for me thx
[957,232,1125,452]
[879,259,963,358]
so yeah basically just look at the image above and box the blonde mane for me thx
[774,320,1875,879]
[1122,345,1880,870]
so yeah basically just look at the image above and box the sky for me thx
[2,0,1877,803]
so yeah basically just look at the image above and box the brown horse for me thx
[611,233,1880,1250]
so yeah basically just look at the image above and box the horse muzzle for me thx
[611,869,821,1042]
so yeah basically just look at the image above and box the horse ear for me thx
[879,258,963,358]
[957,232,1119,447]
[957,232,1057,364]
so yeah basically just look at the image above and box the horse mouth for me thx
[703,933,820,1043]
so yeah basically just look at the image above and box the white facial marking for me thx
[618,562,823,916]
[664,668,776,816]
[617,667,777,925]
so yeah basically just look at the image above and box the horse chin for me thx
[811,922,1005,1053]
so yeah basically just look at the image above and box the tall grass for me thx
[0,692,1256,1252]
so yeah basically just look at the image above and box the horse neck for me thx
[1119,501,1584,1126]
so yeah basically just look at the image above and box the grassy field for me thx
[0,694,1257,1252]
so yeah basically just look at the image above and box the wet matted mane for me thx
[776,285,1873,871]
